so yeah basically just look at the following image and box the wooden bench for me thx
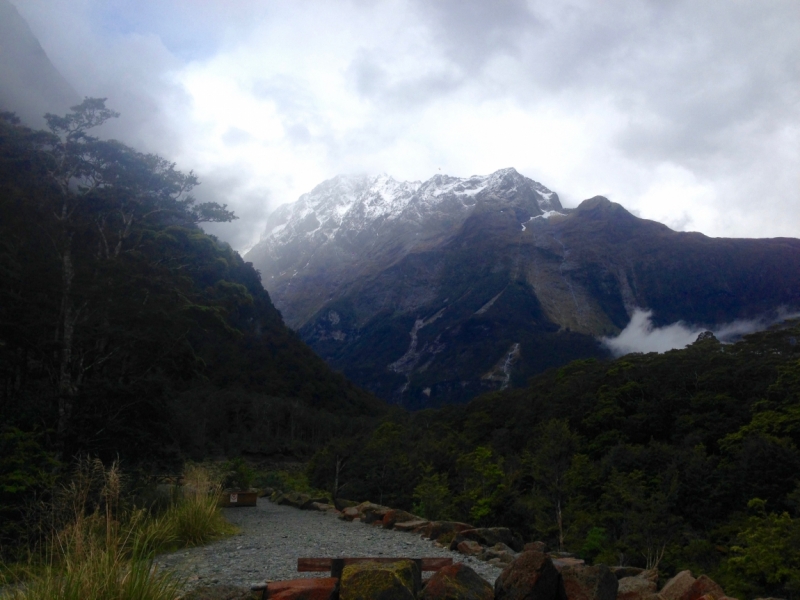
[253,557,453,596]
[298,557,453,578]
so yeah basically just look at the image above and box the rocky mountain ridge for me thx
[246,169,800,408]
[248,168,561,329]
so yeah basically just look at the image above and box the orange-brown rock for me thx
[382,509,420,529]
[551,558,586,571]
[394,519,430,532]
[679,575,725,600]
[421,563,494,600]
[266,578,338,600]
[561,565,617,600]
[494,551,561,600]
[457,540,485,556]
[658,571,695,600]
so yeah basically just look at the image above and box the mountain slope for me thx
[0,0,79,128]
[0,107,383,464]
[246,169,800,408]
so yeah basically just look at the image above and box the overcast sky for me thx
[14,0,800,252]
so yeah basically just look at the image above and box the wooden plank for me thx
[297,558,333,571]
[297,557,453,573]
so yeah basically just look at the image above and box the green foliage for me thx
[454,446,507,524]
[309,320,800,596]
[412,467,451,520]
[0,429,58,558]
[221,458,255,490]
[720,499,800,599]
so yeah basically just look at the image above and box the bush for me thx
[0,459,235,599]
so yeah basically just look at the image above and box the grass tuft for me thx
[0,459,235,600]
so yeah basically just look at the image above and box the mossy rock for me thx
[340,560,421,600]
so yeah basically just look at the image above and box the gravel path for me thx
[156,499,502,591]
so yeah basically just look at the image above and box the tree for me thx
[525,419,580,550]
[1,99,237,456]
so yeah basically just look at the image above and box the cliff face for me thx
[0,0,79,127]
[247,170,800,408]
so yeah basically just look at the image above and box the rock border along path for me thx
[155,499,502,591]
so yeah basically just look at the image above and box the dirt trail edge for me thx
[155,499,502,591]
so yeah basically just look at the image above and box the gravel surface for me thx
[156,499,503,592]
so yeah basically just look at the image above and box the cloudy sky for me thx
[14,0,800,252]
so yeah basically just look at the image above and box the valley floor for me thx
[156,499,502,593]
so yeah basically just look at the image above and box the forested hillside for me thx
[309,324,800,598]
[0,100,383,468]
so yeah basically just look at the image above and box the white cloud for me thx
[12,0,800,251]
[601,308,800,357]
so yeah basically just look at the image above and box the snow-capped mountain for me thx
[261,168,559,251]
[248,168,561,328]
[246,169,800,409]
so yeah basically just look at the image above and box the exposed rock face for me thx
[340,560,420,600]
[494,551,561,600]
[561,565,618,600]
[247,169,800,408]
[421,563,494,600]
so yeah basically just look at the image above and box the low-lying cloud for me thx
[601,308,799,357]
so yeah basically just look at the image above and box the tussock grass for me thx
[0,459,235,600]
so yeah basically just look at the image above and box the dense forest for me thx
[309,325,800,598]
[0,100,384,554]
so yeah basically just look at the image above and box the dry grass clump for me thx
[0,458,235,600]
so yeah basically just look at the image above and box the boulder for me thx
[480,543,517,565]
[334,498,360,511]
[457,540,485,556]
[611,569,644,581]
[617,575,657,600]
[679,575,725,600]
[425,522,475,541]
[394,520,430,532]
[382,509,419,529]
[340,560,420,600]
[421,563,494,600]
[524,542,548,553]
[560,565,618,600]
[340,507,361,521]
[658,573,695,600]
[495,550,561,600]
[359,502,392,524]
[310,502,335,512]
[274,492,326,510]
[551,558,586,571]
[264,578,339,600]
[459,528,525,552]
